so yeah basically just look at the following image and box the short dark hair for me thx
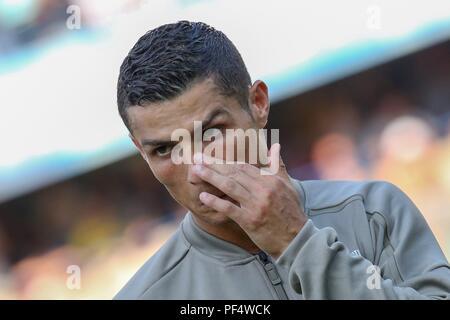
[117,20,252,131]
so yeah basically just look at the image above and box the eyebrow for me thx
[140,107,230,148]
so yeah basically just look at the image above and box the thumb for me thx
[261,143,285,176]
[271,143,286,171]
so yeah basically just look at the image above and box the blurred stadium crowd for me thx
[0,0,449,299]
[0,0,142,54]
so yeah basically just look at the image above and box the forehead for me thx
[127,78,241,142]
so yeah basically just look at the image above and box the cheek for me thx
[149,160,180,186]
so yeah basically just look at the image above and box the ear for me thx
[129,133,149,162]
[248,80,270,128]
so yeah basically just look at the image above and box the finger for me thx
[271,143,286,171]
[199,152,261,179]
[260,143,282,176]
[236,161,263,179]
[257,136,270,169]
[193,164,251,202]
[194,152,231,174]
[209,158,263,191]
[199,192,242,222]
[272,143,288,177]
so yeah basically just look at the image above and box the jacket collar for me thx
[181,212,254,261]
[180,177,306,262]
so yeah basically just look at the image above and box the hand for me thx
[192,143,307,259]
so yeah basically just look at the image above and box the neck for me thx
[192,214,261,254]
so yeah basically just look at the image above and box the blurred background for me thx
[1,0,450,299]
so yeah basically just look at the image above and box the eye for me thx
[203,125,225,135]
[154,145,173,157]
[202,127,225,143]
[210,124,225,131]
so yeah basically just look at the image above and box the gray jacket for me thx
[114,179,450,299]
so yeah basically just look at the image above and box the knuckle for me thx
[222,201,233,212]
[260,187,273,201]
[202,168,212,179]
[259,198,270,212]
[260,185,271,196]
[223,179,235,192]
[247,217,260,230]
[229,169,240,180]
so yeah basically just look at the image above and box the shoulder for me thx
[113,226,191,299]
[298,179,418,226]
[298,179,404,208]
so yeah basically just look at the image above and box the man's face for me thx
[126,77,269,225]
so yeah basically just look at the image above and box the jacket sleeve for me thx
[275,183,450,299]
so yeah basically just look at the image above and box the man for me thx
[114,21,450,299]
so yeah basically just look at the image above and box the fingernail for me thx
[193,153,203,164]
[199,192,208,202]
[193,164,203,173]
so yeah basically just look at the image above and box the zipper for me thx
[256,251,289,300]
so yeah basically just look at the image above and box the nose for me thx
[187,163,203,184]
